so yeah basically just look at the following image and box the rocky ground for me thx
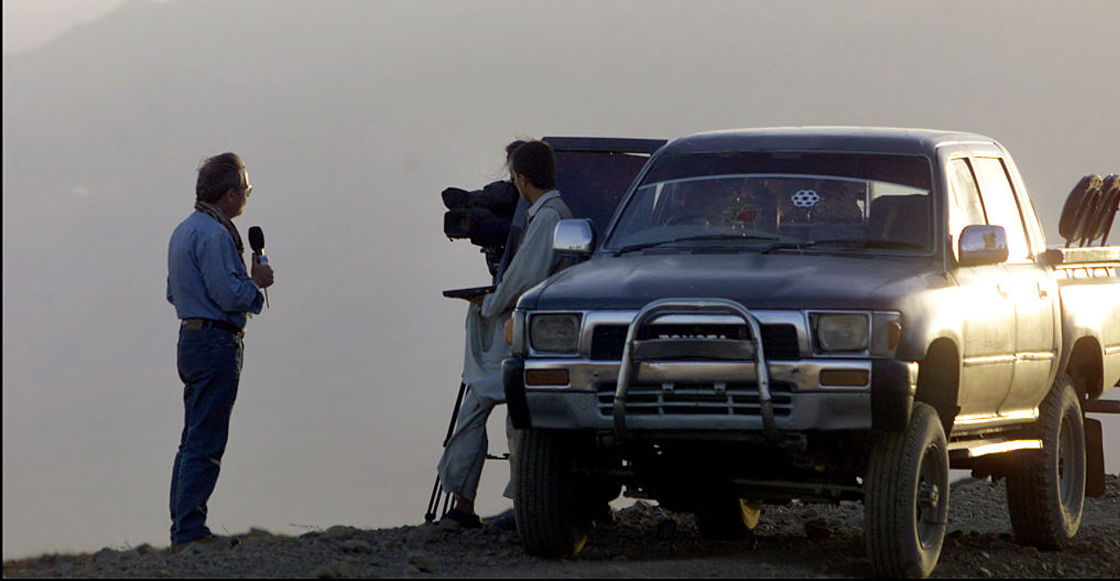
[4,475,1118,579]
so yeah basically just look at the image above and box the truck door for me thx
[970,157,1059,416]
[947,157,1016,418]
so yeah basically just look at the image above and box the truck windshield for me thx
[605,151,933,254]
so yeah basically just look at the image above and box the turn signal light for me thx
[526,368,570,386]
[819,369,870,387]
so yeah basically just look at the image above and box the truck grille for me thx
[589,323,800,361]
[595,382,794,417]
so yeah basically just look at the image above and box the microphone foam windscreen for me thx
[248,226,265,251]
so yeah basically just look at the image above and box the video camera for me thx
[442,180,521,277]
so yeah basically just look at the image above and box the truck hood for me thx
[521,251,942,312]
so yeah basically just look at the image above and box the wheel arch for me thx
[1065,336,1104,400]
[915,338,961,436]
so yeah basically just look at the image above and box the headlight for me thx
[813,313,869,352]
[529,313,582,354]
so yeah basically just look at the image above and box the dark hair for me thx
[196,152,246,203]
[505,140,526,160]
[509,140,556,190]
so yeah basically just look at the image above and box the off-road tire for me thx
[514,429,591,558]
[694,498,762,540]
[1006,374,1085,550]
[1058,174,1102,242]
[864,402,949,579]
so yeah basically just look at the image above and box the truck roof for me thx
[663,126,998,157]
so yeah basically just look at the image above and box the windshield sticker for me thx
[791,190,820,208]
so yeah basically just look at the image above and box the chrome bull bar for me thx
[613,298,779,442]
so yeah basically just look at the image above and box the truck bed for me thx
[1046,245,1120,396]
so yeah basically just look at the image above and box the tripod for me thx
[424,382,509,523]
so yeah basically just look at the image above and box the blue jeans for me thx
[170,327,243,544]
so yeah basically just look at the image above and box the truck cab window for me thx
[947,158,987,261]
[972,157,1031,262]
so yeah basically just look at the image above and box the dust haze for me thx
[3,0,1118,560]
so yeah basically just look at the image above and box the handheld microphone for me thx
[248,226,270,307]
[248,226,267,264]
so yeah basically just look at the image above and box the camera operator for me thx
[437,140,573,528]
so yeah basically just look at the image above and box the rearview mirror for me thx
[958,225,1008,266]
[553,219,595,257]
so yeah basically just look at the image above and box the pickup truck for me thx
[502,127,1120,578]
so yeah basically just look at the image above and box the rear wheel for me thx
[864,401,949,579]
[1006,374,1085,549]
[514,429,591,558]
[694,497,762,540]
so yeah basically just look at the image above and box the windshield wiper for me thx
[615,233,780,255]
[762,238,926,254]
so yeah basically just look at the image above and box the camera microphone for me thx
[248,226,270,307]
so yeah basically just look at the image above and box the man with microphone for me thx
[165,152,274,551]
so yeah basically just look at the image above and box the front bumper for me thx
[505,357,917,432]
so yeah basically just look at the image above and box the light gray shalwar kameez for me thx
[437,190,572,502]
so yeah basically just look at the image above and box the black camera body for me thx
[442,180,520,276]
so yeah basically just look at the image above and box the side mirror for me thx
[553,219,595,257]
[958,225,1009,266]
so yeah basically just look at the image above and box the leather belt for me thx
[181,318,244,338]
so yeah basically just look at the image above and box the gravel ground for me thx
[4,475,1118,578]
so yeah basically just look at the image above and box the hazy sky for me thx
[2,0,158,54]
[3,0,1119,562]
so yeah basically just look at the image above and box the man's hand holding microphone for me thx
[248,226,274,306]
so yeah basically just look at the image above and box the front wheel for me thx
[864,401,949,579]
[1006,374,1085,549]
[514,429,591,558]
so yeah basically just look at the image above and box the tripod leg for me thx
[425,478,444,523]
[426,382,470,522]
[444,382,469,445]
[439,485,453,518]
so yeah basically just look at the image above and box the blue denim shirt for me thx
[167,211,263,328]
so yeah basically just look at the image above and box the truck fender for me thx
[503,357,531,429]
[871,359,915,431]
[914,339,962,436]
